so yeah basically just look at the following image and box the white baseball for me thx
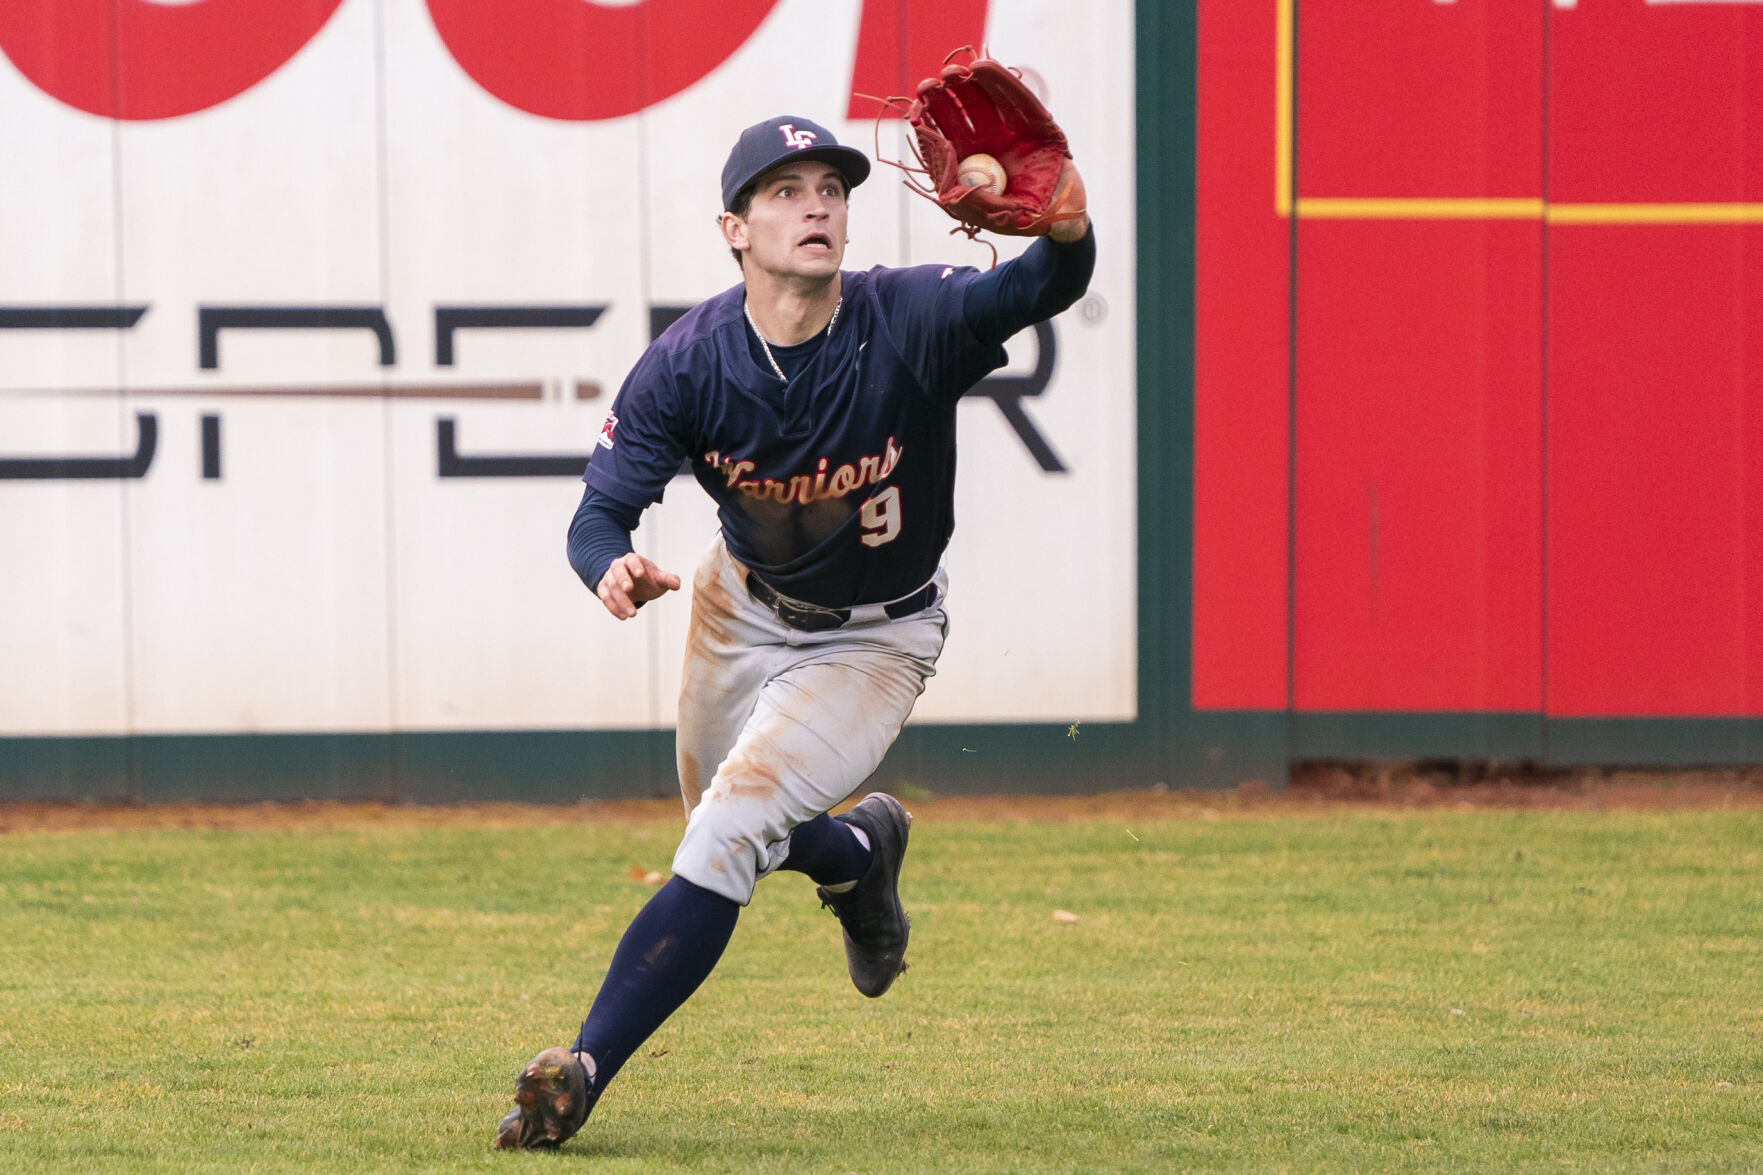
[956,153,1007,195]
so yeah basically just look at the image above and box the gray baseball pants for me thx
[671,533,948,904]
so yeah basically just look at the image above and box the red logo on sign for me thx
[0,0,346,120]
[0,0,991,123]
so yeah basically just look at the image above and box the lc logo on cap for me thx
[721,115,870,211]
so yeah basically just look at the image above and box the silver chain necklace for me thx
[745,296,842,381]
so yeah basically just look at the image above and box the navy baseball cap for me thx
[720,115,871,211]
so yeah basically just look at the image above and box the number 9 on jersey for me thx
[860,486,902,548]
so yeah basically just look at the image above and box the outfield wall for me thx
[3,1,1759,801]
[1190,0,1763,768]
[0,0,1144,798]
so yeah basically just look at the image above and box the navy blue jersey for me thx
[584,263,1006,607]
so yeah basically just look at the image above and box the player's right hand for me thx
[597,553,681,620]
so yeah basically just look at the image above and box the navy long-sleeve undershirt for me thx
[566,226,1097,594]
[962,226,1097,347]
[568,487,645,593]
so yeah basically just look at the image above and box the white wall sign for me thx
[0,0,1135,736]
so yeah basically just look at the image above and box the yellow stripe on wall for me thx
[1285,198,1763,225]
[1296,198,1546,220]
[1546,203,1763,225]
[1275,0,1293,217]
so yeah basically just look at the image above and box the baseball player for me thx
[497,87,1093,1150]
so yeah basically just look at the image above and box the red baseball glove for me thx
[901,51,1085,238]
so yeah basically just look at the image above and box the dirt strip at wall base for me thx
[3,766,1760,833]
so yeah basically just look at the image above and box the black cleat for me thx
[494,1046,599,1150]
[818,793,913,997]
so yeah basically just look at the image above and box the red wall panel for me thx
[1194,0,1761,719]
[1550,2,1763,203]
[1291,0,1543,712]
[1293,220,1542,712]
[1192,0,1290,709]
[1547,225,1762,716]
[1297,0,1543,199]
[1545,2,1762,717]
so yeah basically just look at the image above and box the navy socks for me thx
[569,817,868,1091]
[572,875,739,1086]
[775,812,873,886]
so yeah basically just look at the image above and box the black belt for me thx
[745,572,939,632]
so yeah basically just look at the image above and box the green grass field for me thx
[2,801,1760,1173]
